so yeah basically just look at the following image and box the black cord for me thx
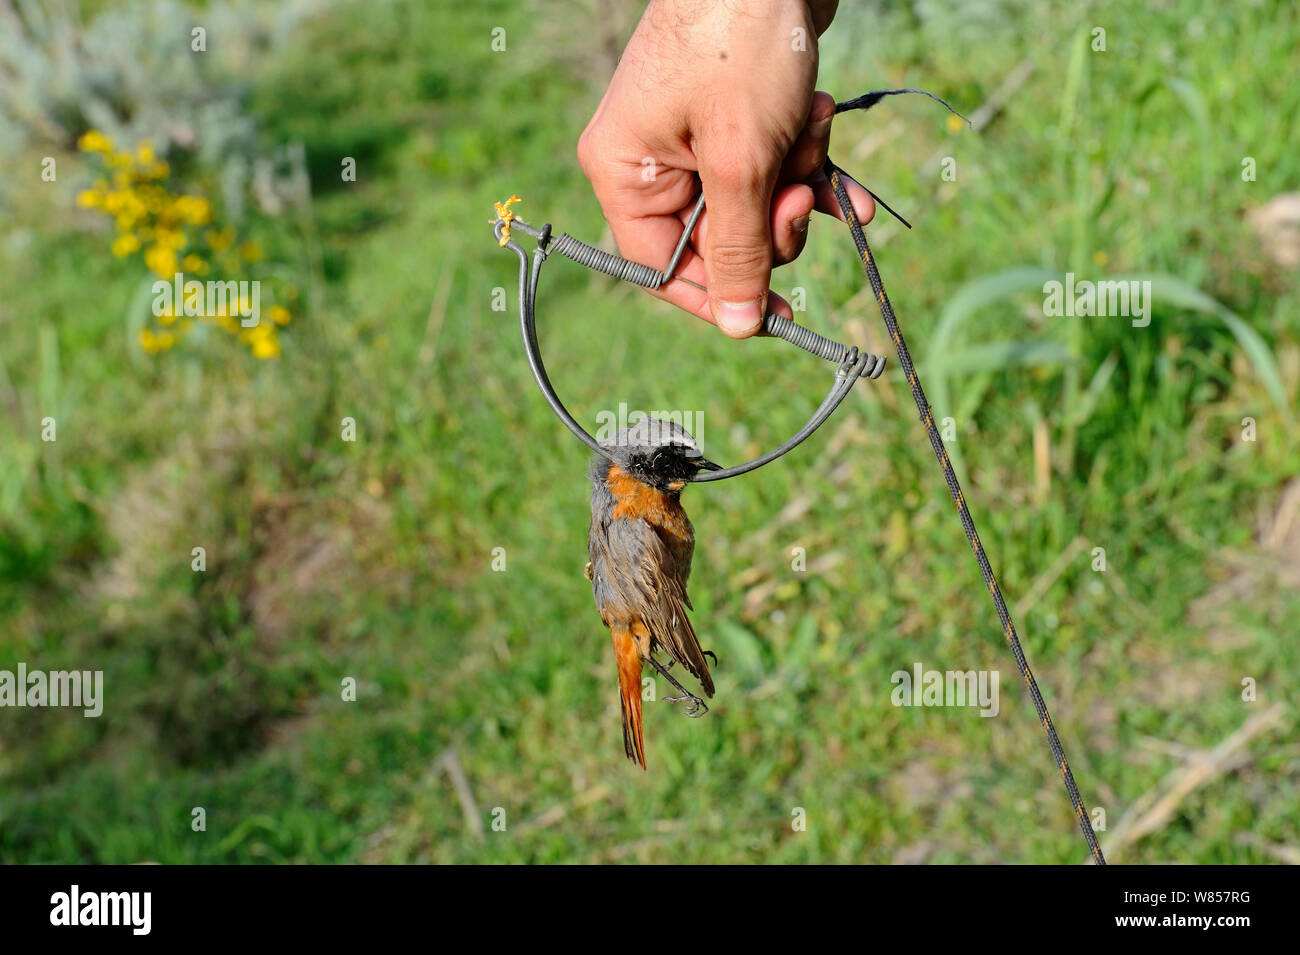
[826,90,1105,864]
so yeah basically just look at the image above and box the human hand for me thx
[577,0,876,339]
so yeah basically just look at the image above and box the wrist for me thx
[647,0,826,31]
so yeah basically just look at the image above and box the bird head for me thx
[600,418,721,492]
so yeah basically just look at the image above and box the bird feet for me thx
[648,657,710,718]
[661,691,709,718]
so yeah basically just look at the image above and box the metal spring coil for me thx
[548,232,884,380]
[550,232,666,287]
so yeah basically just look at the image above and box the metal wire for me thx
[549,233,666,287]
[542,195,885,379]
[826,92,1106,864]
[493,196,886,480]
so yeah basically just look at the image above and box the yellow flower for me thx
[139,328,176,354]
[205,227,235,252]
[946,113,964,134]
[238,322,280,358]
[154,227,185,250]
[181,254,208,275]
[76,189,101,209]
[77,130,114,154]
[144,244,177,278]
[268,305,291,326]
[239,241,262,263]
[172,195,211,226]
[251,335,281,359]
[136,141,155,165]
[111,233,141,258]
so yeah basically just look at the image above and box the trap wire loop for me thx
[493,194,886,483]
[491,89,1107,864]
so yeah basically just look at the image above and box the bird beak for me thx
[691,456,723,472]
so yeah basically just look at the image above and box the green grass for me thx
[0,0,1296,863]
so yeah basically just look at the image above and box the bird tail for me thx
[610,625,646,769]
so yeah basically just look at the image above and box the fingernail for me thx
[715,299,764,337]
[792,213,810,235]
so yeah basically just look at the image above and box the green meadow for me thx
[0,0,1295,863]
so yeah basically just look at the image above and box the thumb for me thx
[698,160,776,339]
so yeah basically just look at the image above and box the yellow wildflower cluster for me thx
[76,130,293,359]
[143,300,291,359]
[139,327,181,355]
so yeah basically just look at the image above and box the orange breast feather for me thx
[605,466,695,571]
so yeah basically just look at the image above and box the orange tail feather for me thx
[611,625,646,769]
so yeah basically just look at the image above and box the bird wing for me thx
[674,529,695,611]
[601,517,714,697]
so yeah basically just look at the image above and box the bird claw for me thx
[661,693,709,718]
[648,656,710,718]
